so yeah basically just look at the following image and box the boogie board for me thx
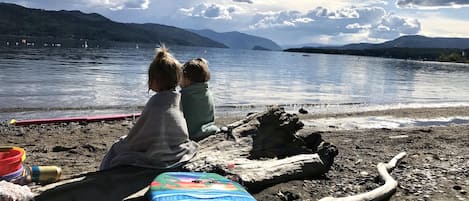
[148,172,256,201]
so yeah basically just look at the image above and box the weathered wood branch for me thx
[319,152,407,201]
[33,107,338,200]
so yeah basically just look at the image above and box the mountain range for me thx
[335,35,469,50]
[285,35,469,63]
[189,29,282,50]
[0,3,282,50]
[0,3,226,48]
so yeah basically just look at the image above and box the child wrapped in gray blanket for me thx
[100,46,198,170]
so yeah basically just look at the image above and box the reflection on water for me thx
[303,116,469,131]
[1,47,469,120]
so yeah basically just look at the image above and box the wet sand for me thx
[1,106,468,201]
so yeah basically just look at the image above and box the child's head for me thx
[181,58,211,88]
[148,45,182,92]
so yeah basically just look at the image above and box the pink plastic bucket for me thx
[0,147,26,176]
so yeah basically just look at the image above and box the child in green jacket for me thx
[180,58,219,141]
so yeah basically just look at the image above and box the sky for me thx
[3,0,469,45]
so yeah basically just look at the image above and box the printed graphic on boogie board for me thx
[149,172,256,201]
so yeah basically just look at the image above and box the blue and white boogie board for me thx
[148,172,257,201]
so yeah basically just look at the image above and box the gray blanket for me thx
[100,90,198,170]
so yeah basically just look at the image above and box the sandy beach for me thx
[1,106,468,201]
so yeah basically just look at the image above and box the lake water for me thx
[1,46,469,120]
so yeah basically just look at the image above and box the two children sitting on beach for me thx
[100,46,217,170]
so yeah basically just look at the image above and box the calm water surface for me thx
[1,46,469,120]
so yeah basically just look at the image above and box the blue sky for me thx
[3,0,469,45]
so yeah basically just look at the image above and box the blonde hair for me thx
[148,45,182,91]
[182,58,211,83]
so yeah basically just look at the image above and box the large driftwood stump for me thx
[33,107,338,200]
[184,107,338,192]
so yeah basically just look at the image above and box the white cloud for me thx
[369,14,421,39]
[232,0,253,4]
[396,0,469,9]
[346,23,372,30]
[252,0,388,13]
[250,7,382,31]
[293,18,315,23]
[308,6,381,20]
[88,0,150,10]
[418,14,469,37]
[245,5,422,44]
[179,3,237,20]
[307,7,338,18]
[354,7,387,24]
[249,11,307,29]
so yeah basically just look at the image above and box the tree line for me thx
[285,47,469,64]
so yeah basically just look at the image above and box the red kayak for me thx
[11,113,141,126]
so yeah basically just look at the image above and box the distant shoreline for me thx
[284,47,469,64]
[0,35,226,49]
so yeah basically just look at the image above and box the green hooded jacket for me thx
[181,82,218,141]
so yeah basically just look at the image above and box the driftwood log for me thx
[184,106,338,192]
[319,152,407,201]
[33,107,338,200]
